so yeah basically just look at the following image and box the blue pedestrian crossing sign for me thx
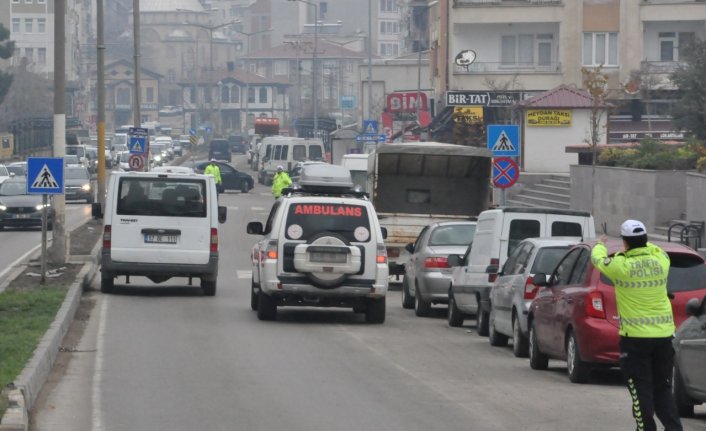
[27,157,64,194]
[487,125,520,157]
[129,127,148,154]
[363,120,378,135]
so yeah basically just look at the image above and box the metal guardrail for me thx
[668,221,704,250]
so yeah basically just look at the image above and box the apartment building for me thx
[430,0,706,140]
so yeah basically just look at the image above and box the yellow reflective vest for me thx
[591,242,674,338]
[272,172,292,198]
[204,163,222,185]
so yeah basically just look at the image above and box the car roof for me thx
[431,221,477,227]
[581,238,704,259]
[519,237,583,247]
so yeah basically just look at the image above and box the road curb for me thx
[0,225,100,431]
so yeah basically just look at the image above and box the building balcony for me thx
[641,60,685,74]
[454,61,561,74]
[455,0,562,6]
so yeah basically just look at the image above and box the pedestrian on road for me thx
[272,165,292,199]
[591,220,682,431]
[204,159,223,194]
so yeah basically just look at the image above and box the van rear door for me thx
[110,177,211,265]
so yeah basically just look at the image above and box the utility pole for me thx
[133,0,141,129]
[367,0,373,121]
[50,0,66,263]
[97,0,106,207]
[288,0,318,136]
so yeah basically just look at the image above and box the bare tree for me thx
[581,66,609,215]
[0,61,53,131]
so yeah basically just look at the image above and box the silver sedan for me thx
[402,221,477,317]
[487,237,579,357]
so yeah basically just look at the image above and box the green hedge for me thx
[597,138,706,172]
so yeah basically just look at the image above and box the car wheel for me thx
[566,331,591,383]
[365,297,386,324]
[401,276,414,309]
[257,291,277,321]
[488,307,508,347]
[201,279,216,296]
[250,277,259,311]
[476,303,490,336]
[241,182,249,193]
[673,363,695,417]
[414,283,431,317]
[512,313,530,358]
[529,321,549,370]
[447,291,464,327]
[100,272,114,294]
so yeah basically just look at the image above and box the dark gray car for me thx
[64,166,94,203]
[673,294,706,417]
[402,221,476,317]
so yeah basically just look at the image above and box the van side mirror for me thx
[685,297,701,317]
[91,202,103,219]
[381,227,387,240]
[485,264,499,274]
[247,221,264,235]
[218,206,227,223]
[533,272,549,287]
[404,243,414,253]
[447,254,462,267]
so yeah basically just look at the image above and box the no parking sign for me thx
[492,157,519,189]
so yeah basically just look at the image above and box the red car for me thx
[527,239,706,383]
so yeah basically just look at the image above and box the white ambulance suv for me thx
[93,171,227,295]
[247,164,389,323]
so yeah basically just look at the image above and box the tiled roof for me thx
[180,69,291,86]
[245,40,370,60]
[518,84,611,109]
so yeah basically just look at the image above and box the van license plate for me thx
[144,234,178,244]
[310,252,347,263]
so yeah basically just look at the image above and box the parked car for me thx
[528,239,706,383]
[190,160,254,193]
[7,162,27,177]
[0,165,11,183]
[209,138,231,162]
[448,207,596,333]
[402,221,477,316]
[672,294,706,417]
[487,237,580,357]
[0,177,54,230]
[228,135,248,154]
[64,166,94,203]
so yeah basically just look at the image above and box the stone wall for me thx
[686,173,706,226]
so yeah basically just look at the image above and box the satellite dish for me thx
[454,50,477,67]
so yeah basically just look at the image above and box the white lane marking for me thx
[0,245,41,282]
[237,270,252,279]
[250,206,265,211]
[226,206,239,211]
[91,296,108,431]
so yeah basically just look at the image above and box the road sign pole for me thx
[41,194,47,284]
[500,188,506,207]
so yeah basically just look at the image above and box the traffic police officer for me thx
[271,165,292,199]
[591,220,682,431]
[204,159,222,194]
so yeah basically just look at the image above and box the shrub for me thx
[597,138,706,170]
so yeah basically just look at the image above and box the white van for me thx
[257,136,325,185]
[93,171,227,295]
[448,207,596,332]
[341,153,373,193]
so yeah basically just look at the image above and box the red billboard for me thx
[386,92,428,113]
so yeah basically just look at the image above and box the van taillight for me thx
[424,257,449,269]
[386,247,400,258]
[103,225,111,249]
[265,240,278,260]
[488,258,500,282]
[376,244,387,264]
[523,276,539,300]
[210,228,218,253]
[586,291,606,319]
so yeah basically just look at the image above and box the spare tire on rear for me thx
[301,231,352,289]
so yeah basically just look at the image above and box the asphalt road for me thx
[30,155,706,431]
[0,200,92,278]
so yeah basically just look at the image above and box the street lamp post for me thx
[233,28,272,135]
[288,0,318,136]
[183,20,239,135]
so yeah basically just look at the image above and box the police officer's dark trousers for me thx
[619,336,683,431]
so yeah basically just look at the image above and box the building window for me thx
[37,18,45,33]
[24,0,32,3]
[38,48,46,65]
[12,0,20,4]
[274,60,288,75]
[12,18,20,33]
[25,19,33,33]
[379,43,399,57]
[167,69,175,83]
[25,48,33,62]
[38,0,46,3]
[659,32,695,62]
[231,86,240,103]
[259,88,267,103]
[583,32,618,66]
[380,0,398,13]
[249,63,256,74]
[379,21,399,34]
[221,85,230,103]
[146,87,154,103]
[501,34,535,65]
[248,87,255,103]
[117,88,130,105]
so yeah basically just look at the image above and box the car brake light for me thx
[488,258,500,283]
[524,276,539,300]
[424,256,449,269]
[103,225,111,249]
[266,240,278,260]
[586,291,606,319]
[376,244,387,264]
[210,228,218,253]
